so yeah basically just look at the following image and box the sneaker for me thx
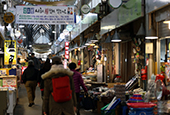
[28,103,33,107]
[31,103,35,106]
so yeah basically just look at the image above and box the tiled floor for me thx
[14,84,99,115]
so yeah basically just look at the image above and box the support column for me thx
[80,33,84,72]
[115,43,120,75]
[156,39,161,74]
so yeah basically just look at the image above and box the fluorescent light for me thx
[48,42,52,45]
[52,31,56,33]
[19,25,25,28]
[165,36,170,38]
[3,4,7,10]
[85,43,90,46]
[163,20,170,24]
[145,36,158,39]
[23,36,26,38]
[111,39,121,42]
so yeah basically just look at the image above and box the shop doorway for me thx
[120,41,135,82]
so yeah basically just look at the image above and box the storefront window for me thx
[160,39,170,62]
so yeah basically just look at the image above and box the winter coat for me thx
[71,70,87,93]
[41,64,77,115]
[38,67,50,90]
[22,65,39,83]
[30,57,40,70]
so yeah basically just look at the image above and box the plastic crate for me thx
[101,103,115,115]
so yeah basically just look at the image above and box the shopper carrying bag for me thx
[42,56,77,115]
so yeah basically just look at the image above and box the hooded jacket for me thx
[41,64,77,115]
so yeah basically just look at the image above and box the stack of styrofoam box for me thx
[114,84,126,101]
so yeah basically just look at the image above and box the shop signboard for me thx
[16,6,75,25]
[4,40,17,65]
[65,42,69,59]
[118,0,142,26]
[3,77,16,87]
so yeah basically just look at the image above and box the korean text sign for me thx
[16,6,75,25]
[4,40,17,65]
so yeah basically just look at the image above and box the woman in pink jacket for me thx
[69,62,88,115]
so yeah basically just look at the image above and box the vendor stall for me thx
[0,75,18,115]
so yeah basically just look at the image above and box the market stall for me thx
[0,68,18,115]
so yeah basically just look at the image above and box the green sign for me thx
[118,0,142,26]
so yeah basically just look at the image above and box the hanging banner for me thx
[16,6,75,25]
[4,40,17,65]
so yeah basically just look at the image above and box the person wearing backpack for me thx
[41,56,77,115]
[68,62,88,115]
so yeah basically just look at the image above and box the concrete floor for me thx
[14,84,99,115]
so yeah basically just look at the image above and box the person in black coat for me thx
[22,60,39,107]
[38,58,51,98]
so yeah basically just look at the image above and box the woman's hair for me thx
[68,62,77,70]
[43,58,51,70]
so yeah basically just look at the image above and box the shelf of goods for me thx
[82,72,97,81]
[0,75,17,115]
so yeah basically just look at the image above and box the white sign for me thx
[16,6,75,25]
[109,0,122,8]
[81,4,90,14]
[145,43,153,54]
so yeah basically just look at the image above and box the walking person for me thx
[22,60,39,107]
[69,62,88,115]
[41,56,77,115]
[38,58,51,98]
[30,53,40,70]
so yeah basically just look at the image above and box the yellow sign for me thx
[3,12,15,23]
[4,40,17,65]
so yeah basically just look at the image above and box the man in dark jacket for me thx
[42,56,77,115]
[30,53,40,70]
[22,60,39,107]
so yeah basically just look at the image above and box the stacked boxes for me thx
[114,84,126,101]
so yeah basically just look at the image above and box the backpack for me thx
[52,76,72,102]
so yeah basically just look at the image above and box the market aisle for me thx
[14,84,99,115]
[14,84,42,115]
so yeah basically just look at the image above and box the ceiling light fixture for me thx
[136,23,145,36]
[145,26,158,39]
[91,34,98,42]
[111,30,122,42]
[105,33,112,43]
